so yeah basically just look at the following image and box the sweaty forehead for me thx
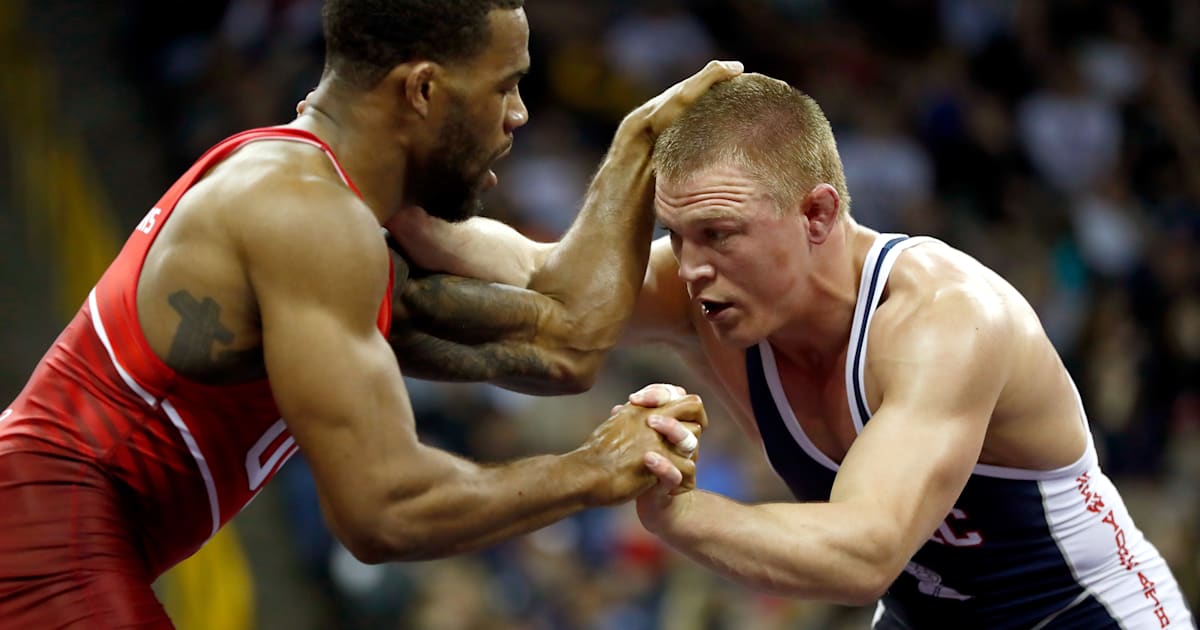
[655,164,763,222]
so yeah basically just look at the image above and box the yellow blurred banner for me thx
[158,527,256,630]
[2,3,255,629]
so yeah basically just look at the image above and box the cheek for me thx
[771,242,792,268]
[746,243,801,297]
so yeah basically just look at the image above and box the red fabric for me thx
[1,127,392,590]
[0,448,174,628]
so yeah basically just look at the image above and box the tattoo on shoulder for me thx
[165,290,264,382]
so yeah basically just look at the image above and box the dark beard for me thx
[415,110,489,223]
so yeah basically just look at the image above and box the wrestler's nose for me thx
[676,244,715,284]
[505,90,528,133]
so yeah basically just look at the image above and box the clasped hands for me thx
[617,382,703,488]
[583,383,705,510]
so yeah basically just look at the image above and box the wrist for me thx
[562,445,610,508]
[607,125,654,158]
[638,487,696,536]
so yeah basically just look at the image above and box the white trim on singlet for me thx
[845,234,935,432]
[161,400,222,539]
[757,341,841,473]
[88,288,222,539]
[88,289,158,408]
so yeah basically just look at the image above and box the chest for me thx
[769,351,861,464]
[701,337,869,465]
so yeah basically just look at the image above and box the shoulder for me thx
[868,240,1022,393]
[202,141,390,301]
[218,143,383,256]
[880,239,1016,332]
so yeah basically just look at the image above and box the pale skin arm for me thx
[383,62,741,393]
[635,293,1010,604]
[244,179,705,564]
[387,209,553,286]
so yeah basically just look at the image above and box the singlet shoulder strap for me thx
[210,127,364,199]
[844,234,938,431]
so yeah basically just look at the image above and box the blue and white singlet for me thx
[744,234,1195,629]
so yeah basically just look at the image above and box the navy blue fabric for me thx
[743,236,1125,629]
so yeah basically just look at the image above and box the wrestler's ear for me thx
[393,61,440,118]
[802,183,840,245]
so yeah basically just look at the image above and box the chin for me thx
[713,325,763,350]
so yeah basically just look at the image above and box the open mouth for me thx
[700,300,733,317]
[482,144,511,191]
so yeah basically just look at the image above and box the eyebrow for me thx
[501,67,529,84]
[655,210,742,232]
[682,208,742,224]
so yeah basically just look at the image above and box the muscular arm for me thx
[386,62,739,392]
[386,132,658,394]
[385,238,598,393]
[639,290,1010,604]
[390,236,696,393]
[386,207,554,287]
[243,179,696,563]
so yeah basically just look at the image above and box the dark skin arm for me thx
[386,61,743,394]
[387,242,595,392]
[243,168,707,564]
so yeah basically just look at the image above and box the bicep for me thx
[244,199,446,534]
[831,306,1008,560]
[831,400,987,561]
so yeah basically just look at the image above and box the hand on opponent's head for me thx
[617,60,745,145]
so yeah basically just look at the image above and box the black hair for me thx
[322,0,525,88]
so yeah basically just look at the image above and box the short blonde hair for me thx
[653,73,850,215]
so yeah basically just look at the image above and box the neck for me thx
[769,218,876,370]
[289,77,411,226]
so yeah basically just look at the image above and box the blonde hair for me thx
[653,73,850,215]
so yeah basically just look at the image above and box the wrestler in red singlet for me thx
[0,128,392,628]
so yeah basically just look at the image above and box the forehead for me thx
[655,163,767,223]
[469,8,530,77]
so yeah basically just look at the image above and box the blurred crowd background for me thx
[1,0,1197,628]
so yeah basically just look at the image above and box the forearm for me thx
[391,274,601,394]
[527,134,658,348]
[370,448,602,562]
[391,324,597,395]
[653,492,901,605]
[388,211,551,286]
[399,274,545,343]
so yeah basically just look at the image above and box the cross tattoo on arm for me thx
[166,290,235,373]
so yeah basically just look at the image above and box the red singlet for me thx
[0,128,393,628]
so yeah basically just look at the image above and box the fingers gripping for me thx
[678,60,745,106]
[644,60,744,136]
[647,413,698,456]
[628,382,688,407]
[644,452,683,490]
